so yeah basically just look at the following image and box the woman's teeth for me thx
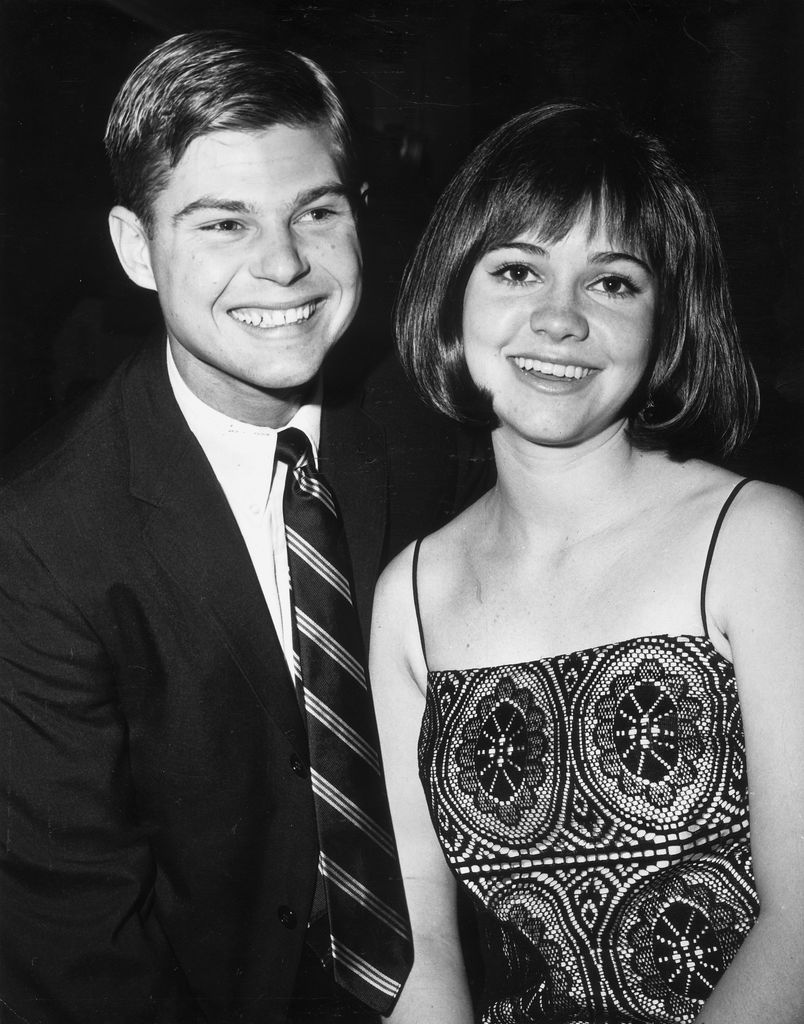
[513,356,591,379]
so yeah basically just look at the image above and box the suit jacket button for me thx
[290,753,307,778]
[278,905,297,929]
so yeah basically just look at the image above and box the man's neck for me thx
[168,338,318,428]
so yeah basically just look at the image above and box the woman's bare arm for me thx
[370,546,474,1023]
[695,482,804,1022]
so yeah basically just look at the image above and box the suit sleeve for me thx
[0,519,191,1024]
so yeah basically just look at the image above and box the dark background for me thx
[2,0,803,487]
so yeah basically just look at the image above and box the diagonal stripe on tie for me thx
[304,691,380,772]
[296,608,366,687]
[332,939,403,1000]
[310,769,395,856]
[298,473,337,516]
[320,853,409,937]
[276,427,412,1015]
[287,527,352,603]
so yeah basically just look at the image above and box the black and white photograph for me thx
[1,2,803,1021]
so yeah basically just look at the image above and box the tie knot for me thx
[276,427,312,470]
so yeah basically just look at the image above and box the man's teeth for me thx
[230,302,317,328]
[513,356,591,379]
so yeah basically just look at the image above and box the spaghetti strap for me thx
[411,538,429,669]
[700,478,752,638]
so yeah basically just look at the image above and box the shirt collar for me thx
[166,340,322,460]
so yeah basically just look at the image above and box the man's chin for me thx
[247,376,320,401]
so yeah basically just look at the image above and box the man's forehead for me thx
[154,124,346,216]
[174,125,341,177]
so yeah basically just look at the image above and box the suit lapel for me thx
[121,345,308,754]
[319,393,387,641]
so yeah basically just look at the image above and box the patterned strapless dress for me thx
[414,483,759,1023]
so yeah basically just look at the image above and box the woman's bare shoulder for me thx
[703,475,804,642]
[390,492,491,575]
[374,493,491,635]
[715,476,804,544]
[649,457,803,529]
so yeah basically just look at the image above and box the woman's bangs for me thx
[477,175,597,253]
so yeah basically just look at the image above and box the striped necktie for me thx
[276,427,413,1015]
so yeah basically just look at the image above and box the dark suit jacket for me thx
[0,342,491,1024]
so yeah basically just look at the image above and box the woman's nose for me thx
[529,286,588,343]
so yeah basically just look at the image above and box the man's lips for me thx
[512,355,594,379]
[228,300,321,329]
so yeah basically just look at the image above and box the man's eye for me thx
[201,220,243,232]
[297,207,336,224]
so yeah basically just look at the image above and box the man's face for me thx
[130,124,362,425]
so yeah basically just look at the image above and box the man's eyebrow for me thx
[172,197,256,224]
[172,182,350,225]
[292,182,352,209]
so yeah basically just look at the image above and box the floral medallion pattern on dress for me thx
[418,634,759,1023]
[593,657,703,807]
[456,674,549,825]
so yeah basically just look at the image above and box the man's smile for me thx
[228,300,321,329]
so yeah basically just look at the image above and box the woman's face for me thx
[461,214,657,449]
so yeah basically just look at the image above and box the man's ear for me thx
[108,206,157,291]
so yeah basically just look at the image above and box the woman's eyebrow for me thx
[488,241,547,257]
[590,250,654,275]
[487,241,653,275]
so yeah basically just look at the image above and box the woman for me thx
[371,103,804,1023]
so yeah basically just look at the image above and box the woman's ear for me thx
[108,206,157,291]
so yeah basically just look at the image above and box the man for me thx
[0,31,488,1023]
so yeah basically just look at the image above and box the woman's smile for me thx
[511,355,595,380]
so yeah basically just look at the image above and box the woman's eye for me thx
[494,263,536,285]
[593,274,637,297]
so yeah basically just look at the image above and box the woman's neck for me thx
[487,420,658,543]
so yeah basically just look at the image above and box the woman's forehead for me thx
[485,204,649,257]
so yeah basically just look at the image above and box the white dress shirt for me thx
[167,344,321,675]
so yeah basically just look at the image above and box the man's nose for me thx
[250,225,309,285]
[529,284,588,343]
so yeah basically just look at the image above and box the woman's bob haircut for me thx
[395,102,758,458]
